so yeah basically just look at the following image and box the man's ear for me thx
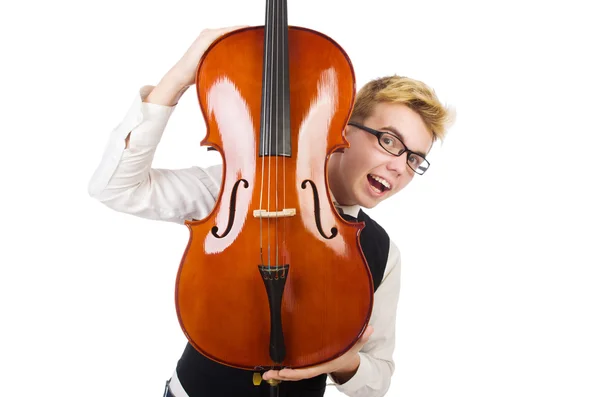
[333,125,352,153]
[343,124,355,138]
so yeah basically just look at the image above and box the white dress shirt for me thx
[88,86,401,397]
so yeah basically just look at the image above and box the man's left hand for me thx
[262,325,374,383]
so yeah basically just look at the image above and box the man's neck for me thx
[330,191,361,218]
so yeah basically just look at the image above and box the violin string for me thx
[282,0,287,274]
[266,0,275,270]
[259,0,271,268]
[274,0,280,273]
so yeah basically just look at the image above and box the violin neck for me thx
[260,0,292,157]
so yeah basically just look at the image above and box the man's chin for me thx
[356,195,381,209]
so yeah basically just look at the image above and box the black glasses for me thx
[348,122,430,175]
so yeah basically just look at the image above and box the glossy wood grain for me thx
[175,26,373,370]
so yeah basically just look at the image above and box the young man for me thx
[88,27,453,397]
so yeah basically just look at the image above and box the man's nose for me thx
[387,151,409,175]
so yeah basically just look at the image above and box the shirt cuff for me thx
[331,352,373,394]
[87,86,175,197]
[127,85,176,148]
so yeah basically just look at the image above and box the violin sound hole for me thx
[211,178,249,238]
[301,179,338,240]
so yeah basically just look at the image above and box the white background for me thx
[1,0,599,396]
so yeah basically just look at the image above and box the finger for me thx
[226,25,251,30]
[262,370,279,381]
[353,325,374,351]
[216,25,250,35]
[274,368,315,381]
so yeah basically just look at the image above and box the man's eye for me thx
[409,154,422,165]
[381,136,395,147]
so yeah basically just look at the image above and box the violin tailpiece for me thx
[258,264,290,364]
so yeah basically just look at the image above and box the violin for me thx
[175,0,373,393]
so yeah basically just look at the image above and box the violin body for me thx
[175,26,373,370]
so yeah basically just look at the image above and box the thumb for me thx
[354,325,374,351]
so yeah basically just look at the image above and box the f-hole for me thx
[211,179,249,238]
[301,179,338,240]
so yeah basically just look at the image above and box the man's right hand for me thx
[146,26,248,106]
[169,26,249,88]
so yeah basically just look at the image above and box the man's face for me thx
[328,102,433,208]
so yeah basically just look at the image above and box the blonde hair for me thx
[350,75,455,142]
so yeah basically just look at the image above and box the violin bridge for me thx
[253,208,296,218]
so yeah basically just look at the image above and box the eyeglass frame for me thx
[347,122,431,175]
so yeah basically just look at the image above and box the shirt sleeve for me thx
[330,240,401,397]
[87,86,223,224]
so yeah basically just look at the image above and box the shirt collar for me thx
[337,203,361,218]
[330,191,361,218]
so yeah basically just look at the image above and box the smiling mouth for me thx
[367,174,391,194]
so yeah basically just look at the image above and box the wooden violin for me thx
[175,0,373,393]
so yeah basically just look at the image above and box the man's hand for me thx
[262,325,374,384]
[168,26,249,88]
[146,26,248,106]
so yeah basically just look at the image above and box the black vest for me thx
[174,210,390,397]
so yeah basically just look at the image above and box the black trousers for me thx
[166,343,327,397]
[163,377,327,397]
